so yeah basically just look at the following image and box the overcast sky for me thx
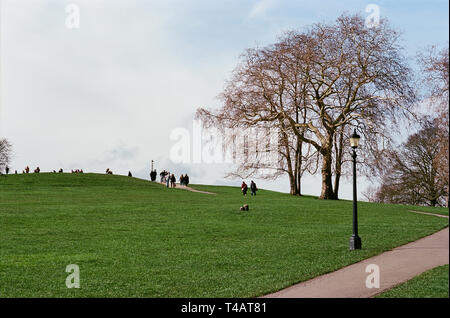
[0,0,448,199]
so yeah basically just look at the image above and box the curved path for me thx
[263,211,449,298]
[159,182,216,195]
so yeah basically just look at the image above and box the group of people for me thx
[179,174,190,186]
[159,170,170,183]
[241,180,258,196]
[21,166,41,173]
[158,170,190,188]
[6,164,194,191]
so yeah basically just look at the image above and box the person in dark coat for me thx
[184,174,189,186]
[128,171,132,177]
[180,174,185,186]
[150,170,157,181]
[241,181,248,196]
[250,181,258,196]
[170,174,176,188]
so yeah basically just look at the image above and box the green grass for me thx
[0,173,448,298]
[407,206,449,216]
[376,265,449,298]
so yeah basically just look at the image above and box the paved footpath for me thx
[159,182,216,195]
[264,212,449,298]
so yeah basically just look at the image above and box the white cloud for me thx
[248,0,277,19]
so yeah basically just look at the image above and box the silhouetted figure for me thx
[25,166,30,174]
[150,169,157,181]
[5,166,9,174]
[241,181,248,196]
[184,174,190,186]
[128,171,132,177]
[34,167,40,173]
[59,168,63,173]
[15,170,18,174]
[250,181,258,196]
[180,174,185,186]
[170,174,176,188]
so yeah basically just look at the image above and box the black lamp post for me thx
[349,129,362,250]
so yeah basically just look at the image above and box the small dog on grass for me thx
[240,204,249,211]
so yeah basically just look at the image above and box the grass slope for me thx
[376,265,449,298]
[0,173,448,297]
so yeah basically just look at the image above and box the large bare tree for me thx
[197,13,415,199]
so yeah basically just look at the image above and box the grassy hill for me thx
[0,173,448,297]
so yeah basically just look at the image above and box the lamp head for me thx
[350,129,360,149]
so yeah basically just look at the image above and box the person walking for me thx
[170,174,176,188]
[250,180,258,196]
[166,173,170,188]
[184,174,190,186]
[241,181,248,196]
[180,174,184,186]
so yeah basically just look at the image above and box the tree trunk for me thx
[334,174,341,200]
[281,128,299,196]
[294,137,303,196]
[320,149,336,200]
[333,128,344,200]
[289,173,298,195]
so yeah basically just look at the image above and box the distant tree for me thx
[374,119,447,207]
[417,45,449,206]
[0,138,12,174]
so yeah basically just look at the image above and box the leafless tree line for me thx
[364,45,449,206]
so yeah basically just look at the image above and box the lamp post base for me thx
[349,235,362,250]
